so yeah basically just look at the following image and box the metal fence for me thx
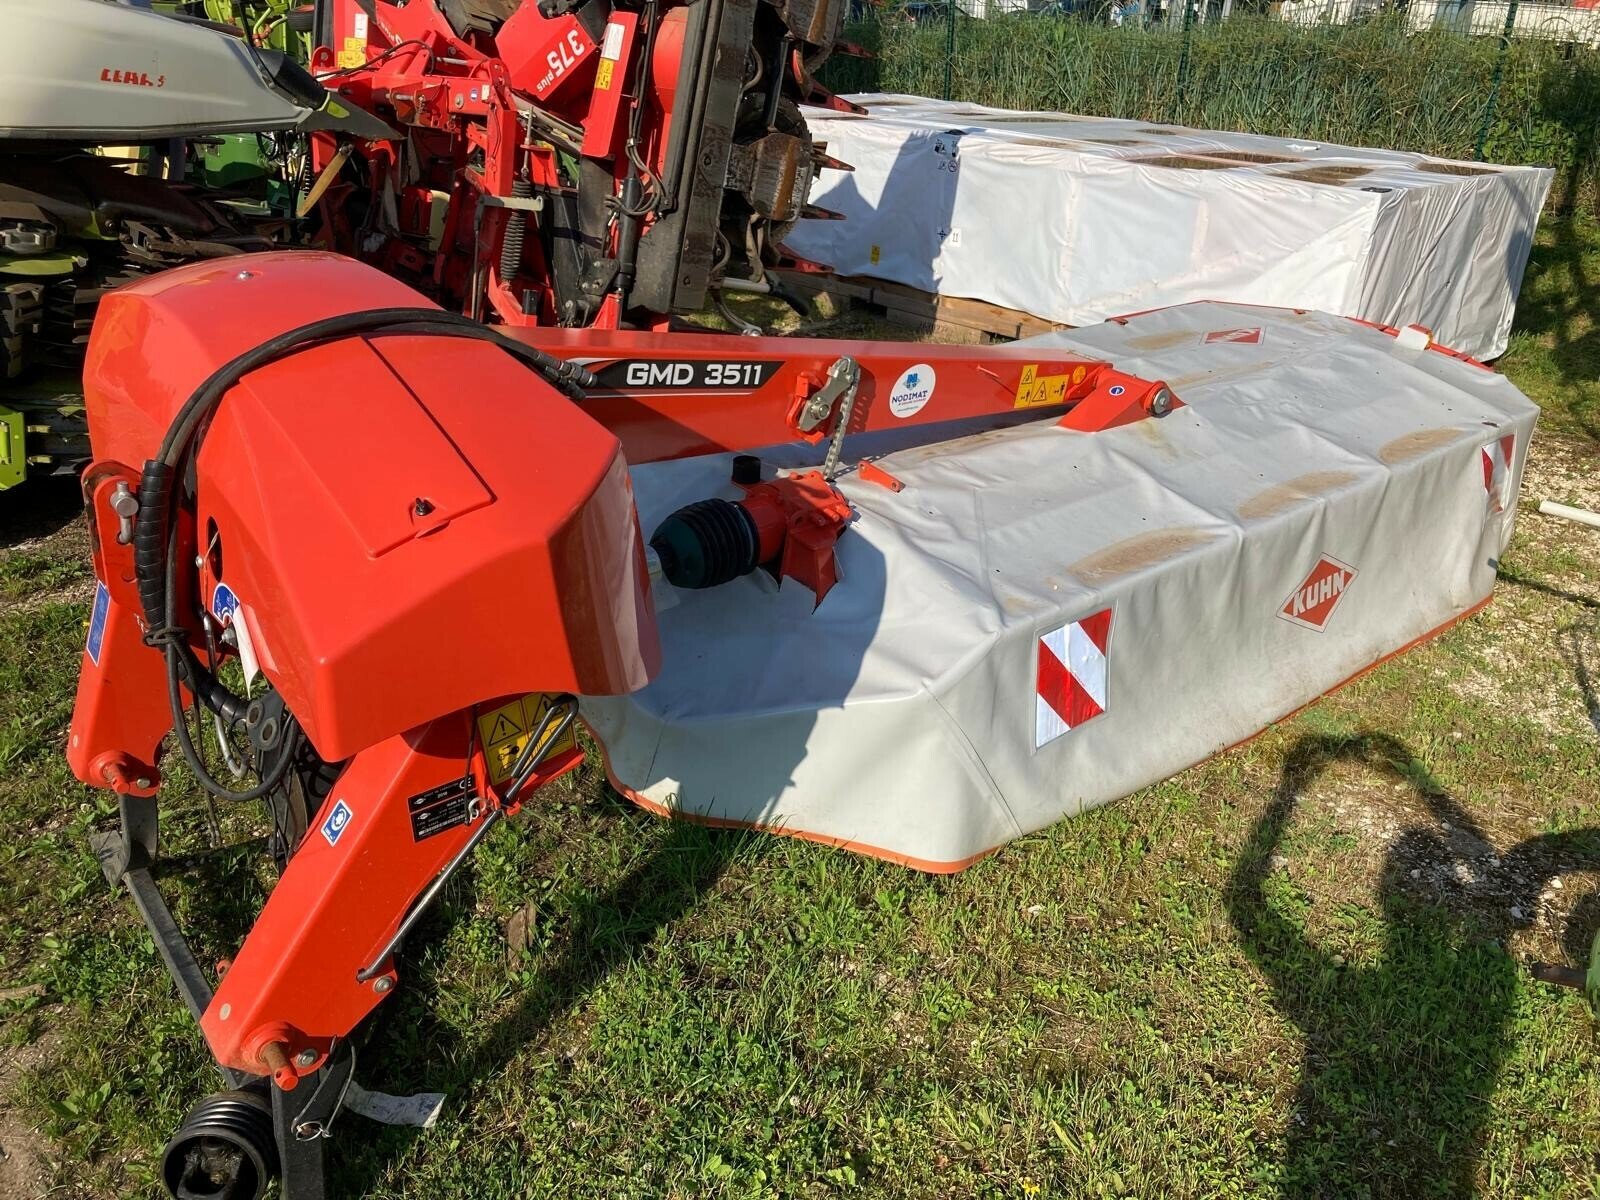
[823,0,1600,205]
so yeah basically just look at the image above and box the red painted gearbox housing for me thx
[72,250,659,774]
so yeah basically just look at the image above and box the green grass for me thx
[1498,215,1600,438]
[3,223,1600,1198]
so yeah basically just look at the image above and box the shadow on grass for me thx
[331,798,737,1195]
[0,473,81,548]
[1228,731,1600,1198]
[1496,568,1600,735]
[1497,563,1600,611]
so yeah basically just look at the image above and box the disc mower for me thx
[59,1,1540,1196]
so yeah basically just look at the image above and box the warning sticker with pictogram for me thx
[1481,433,1515,513]
[1014,363,1087,410]
[476,693,578,784]
[1202,327,1263,346]
[1035,608,1112,749]
[1279,554,1358,631]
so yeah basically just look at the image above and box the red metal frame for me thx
[311,0,865,332]
[68,253,658,1081]
[202,709,580,1083]
[514,325,1181,464]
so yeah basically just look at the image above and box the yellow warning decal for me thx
[1014,364,1072,410]
[869,244,881,265]
[595,59,615,90]
[476,693,578,785]
[337,36,366,69]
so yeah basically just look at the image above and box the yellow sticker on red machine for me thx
[337,36,366,69]
[1014,364,1072,410]
[476,694,577,784]
[595,59,615,90]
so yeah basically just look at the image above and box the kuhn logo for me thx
[1203,327,1263,345]
[1279,555,1357,631]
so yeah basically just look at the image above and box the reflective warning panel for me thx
[475,693,578,785]
[1035,608,1112,749]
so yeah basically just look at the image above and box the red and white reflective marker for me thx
[1035,609,1112,749]
[1280,554,1358,632]
[1202,327,1263,345]
[1482,433,1516,513]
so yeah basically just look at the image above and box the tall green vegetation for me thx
[824,11,1600,211]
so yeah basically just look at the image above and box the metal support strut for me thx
[92,798,334,1200]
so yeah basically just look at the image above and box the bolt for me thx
[1149,387,1173,416]
[236,270,254,281]
[454,94,464,109]
[219,1003,231,1020]
[134,777,152,790]
[373,976,393,994]
[108,483,138,519]
[413,497,435,516]
[260,1041,298,1091]
[295,1048,318,1068]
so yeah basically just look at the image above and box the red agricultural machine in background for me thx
[64,3,1183,1197]
[302,0,850,328]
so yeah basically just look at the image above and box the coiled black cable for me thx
[135,307,597,801]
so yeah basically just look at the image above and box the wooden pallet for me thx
[779,271,1067,343]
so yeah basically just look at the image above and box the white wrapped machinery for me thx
[787,95,1552,361]
[584,301,1538,870]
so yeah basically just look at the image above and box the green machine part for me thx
[0,405,24,491]
[1587,929,1600,1016]
[196,134,273,190]
[192,3,314,204]
[1,254,90,491]
[200,0,314,57]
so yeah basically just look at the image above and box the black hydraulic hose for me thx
[166,651,299,803]
[616,175,643,297]
[133,461,173,636]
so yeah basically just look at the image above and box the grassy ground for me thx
[2,217,1599,1199]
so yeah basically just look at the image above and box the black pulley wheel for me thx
[161,1088,279,1200]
